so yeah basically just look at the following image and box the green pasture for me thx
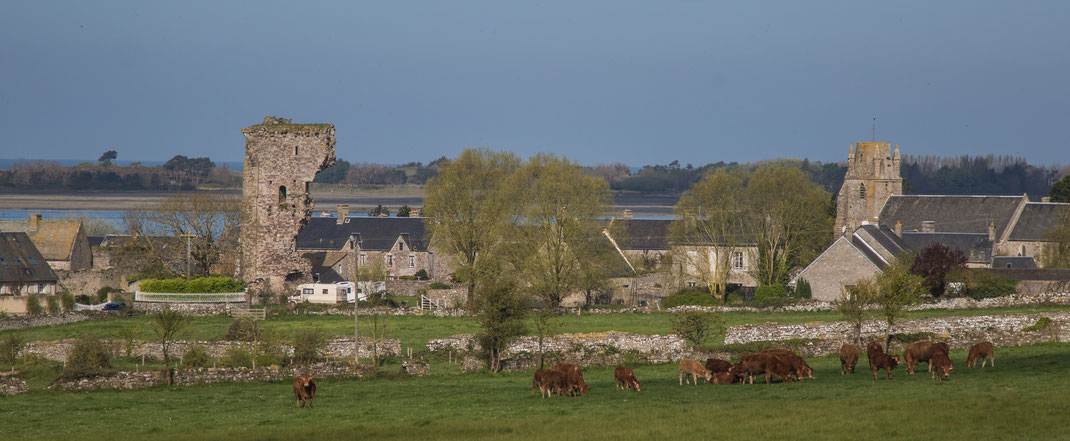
[1,343,1067,441]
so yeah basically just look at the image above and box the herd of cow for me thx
[530,340,997,397]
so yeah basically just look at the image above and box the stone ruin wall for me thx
[239,116,336,293]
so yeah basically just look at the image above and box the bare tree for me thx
[153,308,190,385]
[671,170,747,301]
[128,193,241,277]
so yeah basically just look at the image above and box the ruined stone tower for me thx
[239,116,335,291]
[835,142,903,234]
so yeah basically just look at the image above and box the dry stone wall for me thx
[25,337,401,362]
[428,332,687,371]
[47,362,375,392]
[0,376,29,395]
[0,312,108,331]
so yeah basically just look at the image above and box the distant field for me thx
[1,343,1067,441]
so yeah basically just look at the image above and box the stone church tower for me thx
[834,142,903,234]
[239,117,336,292]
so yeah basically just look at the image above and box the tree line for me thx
[0,154,237,191]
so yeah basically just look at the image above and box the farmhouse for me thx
[0,232,60,314]
[0,214,92,271]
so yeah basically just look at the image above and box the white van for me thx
[292,282,364,304]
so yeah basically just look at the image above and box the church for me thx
[793,142,1070,301]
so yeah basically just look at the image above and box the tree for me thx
[423,149,522,309]
[126,192,241,277]
[910,243,967,297]
[866,256,926,350]
[1049,175,1070,203]
[98,150,117,166]
[369,204,390,217]
[314,159,350,184]
[671,170,747,302]
[1041,211,1070,268]
[473,278,529,372]
[397,205,412,217]
[152,308,190,385]
[835,285,873,347]
[746,166,833,286]
[506,154,613,308]
[670,310,724,347]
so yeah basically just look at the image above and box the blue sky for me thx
[1,1,1068,167]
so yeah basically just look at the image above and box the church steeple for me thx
[834,141,904,235]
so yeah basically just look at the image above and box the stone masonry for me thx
[835,142,902,234]
[240,116,336,292]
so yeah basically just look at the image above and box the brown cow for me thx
[866,341,884,371]
[903,341,935,374]
[705,358,733,374]
[930,351,953,381]
[762,354,796,384]
[711,371,738,384]
[679,359,712,385]
[614,365,641,392]
[840,344,859,375]
[966,341,995,368]
[728,362,747,381]
[761,349,812,380]
[551,363,589,396]
[539,370,569,397]
[293,375,316,408]
[869,353,901,381]
[532,369,550,395]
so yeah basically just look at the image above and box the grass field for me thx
[3,305,1067,350]
[1,343,1067,441]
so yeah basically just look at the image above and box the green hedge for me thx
[754,284,786,302]
[662,288,717,309]
[140,277,245,293]
[794,279,812,299]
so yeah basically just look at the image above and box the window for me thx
[15,257,23,264]
[27,257,36,264]
[295,146,299,155]
[409,255,415,268]
[303,288,314,294]
[0,257,6,265]
[398,242,404,251]
[359,254,366,265]
[387,255,394,266]
[278,185,287,204]
[731,251,745,270]
[859,183,866,199]
[686,281,697,288]
[322,288,329,294]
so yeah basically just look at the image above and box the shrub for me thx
[754,284,786,302]
[292,330,327,364]
[1023,316,1053,332]
[661,288,716,309]
[45,296,60,315]
[60,292,76,312]
[670,310,724,347]
[74,294,93,305]
[62,335,112,379]
[794,279,812,300]
[181,344,212,368]
[428,281,451,290]
[139,277,245,294]
[96,286,122,302]
[25,293,43,317]
[414,269,429,280]
[221,346,254,368]
[18,352,53,369]
[957,270,1019,300]
[1,334,24,364]
[223,318,261,342]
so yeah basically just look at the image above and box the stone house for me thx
[0,214,93,271]
[0,232,59,314]
[295,208,442,282]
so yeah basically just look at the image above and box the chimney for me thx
[1041,197,1051,203]
[988,221,996,241]
[921,221,936,233]
[622,209,633,220]
[336,204,349,225]
[29,214,42,231]
[894,220,902,238]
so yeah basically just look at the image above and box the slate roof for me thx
[1007,202,1070,241]
[300,251,346,283]
[981,268,1070,281]
[900,232,993,264]
[0,232,59,283]
[991,256,1037,269]
[296,217,427,252]
[617,219,671,250]
[852,225,908,266]
[87,236,107,247]
[0,219,82,261]
[879,195,1025,238]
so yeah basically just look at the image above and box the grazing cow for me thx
[532,369,550,395]
[711,371,738,384]
[705,358,733,374]
[552,363,589,396]
[966,341,995,368]
[903,341,935,374]
[930,351,953,381]
[539,370,569,398]
[928,342,950,372]
[293,375,316,408]
[762,354,796,384]
[614,366,641,392]
[728,362,747,381]
[679,359,712,385]
[869,353,901,381]
[761,349,812,380]
[840,344,860,375]
[866,341,885,371]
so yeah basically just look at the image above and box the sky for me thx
[2,1,1068,167]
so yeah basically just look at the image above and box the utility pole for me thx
[181,233,196,281]
[350,233,362,363]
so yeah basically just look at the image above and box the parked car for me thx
[102,301,126,311]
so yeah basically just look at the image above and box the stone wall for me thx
[668,292,1070,314]
[385,280,427,297]
[724,312,1070,355]
[47,362,376,392]
[427,332,687,371]
[58,266,128,296]
[425,288,467,309]
[0,376,29,395]
[132,301,246,315]
[0,311,108,331]
[25,337,401,362]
